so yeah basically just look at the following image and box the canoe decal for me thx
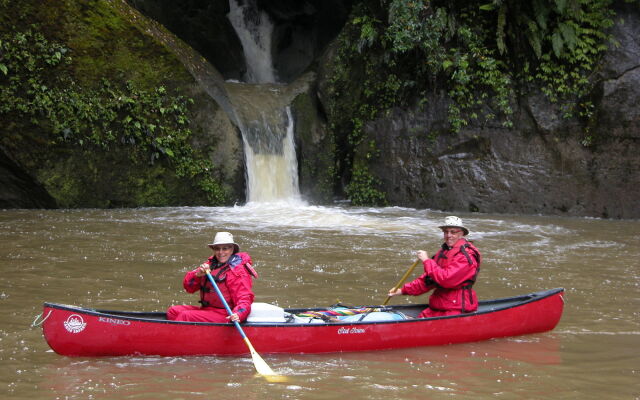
[337,326,366,335]
[98,316,131,326]
[63,314,86,333]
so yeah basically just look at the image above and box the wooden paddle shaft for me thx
[382,259,420,305]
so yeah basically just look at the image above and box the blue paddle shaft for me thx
[205,271,248,340]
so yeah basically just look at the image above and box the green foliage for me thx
[387,2,451,70]
[345,160,388,207]
[380,0,609,121]
[66,0,178,90]
[327,1,517,145]
[326,0,615,204]
[481,0,615,120]
[0,28,226,205]
[384,1,516,128]
[444,23,514,130]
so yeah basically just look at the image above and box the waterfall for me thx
[226,0,302,203]
[243,107,299,202]
[227,0,277,84]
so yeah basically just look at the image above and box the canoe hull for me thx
[41,288,564,356]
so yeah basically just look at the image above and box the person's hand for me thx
[195,263,211,277]
[388,288,403,297]
[227,313,240,322]
[417,250,429,261]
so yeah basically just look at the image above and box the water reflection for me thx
[36,335,561,399]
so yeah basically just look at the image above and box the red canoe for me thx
[40,288,564,357]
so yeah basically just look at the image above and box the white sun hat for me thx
[438,216,469,236]
[208,231,240,253]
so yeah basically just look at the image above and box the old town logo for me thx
[63,314,87,334]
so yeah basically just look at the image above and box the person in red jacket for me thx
[167,232,257,323]
[388,216,481,318]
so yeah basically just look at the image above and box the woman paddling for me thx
[388,216,481,318]
[167,232,257,323]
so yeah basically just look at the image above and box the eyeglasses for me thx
[442,229,462,235]
[212,245,234,252]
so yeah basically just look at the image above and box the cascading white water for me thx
[227,0,277,84]
[242,107,300,202]
[226,0,302,204]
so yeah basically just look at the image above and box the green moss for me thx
[0,0,229,208]
[41,161,83,209]
[37,146,212,208]
[63,0,190,90]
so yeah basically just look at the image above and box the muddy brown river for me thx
[1,204,638,399]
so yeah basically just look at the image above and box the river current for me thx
[1,204,638,399]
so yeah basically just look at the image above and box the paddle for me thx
[204,271,287,382]
[382,259,420,305]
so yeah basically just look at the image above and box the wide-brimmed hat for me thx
[208,231,239,253]
[438,216,469,236]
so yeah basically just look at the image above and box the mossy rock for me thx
[0,0,238,208]
[291,92,335,203]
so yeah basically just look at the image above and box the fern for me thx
[558,22,577,51]
[531,0,549,31]
[554,0,569,14]
[551,31,564,57]
[527,20,543,58]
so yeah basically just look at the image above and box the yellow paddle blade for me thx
[244,338,288,383]
[260,371,289,383]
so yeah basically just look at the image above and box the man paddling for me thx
[388,216,481,317]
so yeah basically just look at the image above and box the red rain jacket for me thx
[402,239,481,316]
[182,252,256,321]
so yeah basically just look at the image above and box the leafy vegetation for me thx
[345,160,388,206]
[326,0,616,205]
[480,0,615,116]
[0,27,226,205]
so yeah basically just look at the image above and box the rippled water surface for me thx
[1,204,638,399]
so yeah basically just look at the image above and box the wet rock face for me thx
[347,4,640,219]
[594,2,640,140]
[0,151,56,209]
[600,2,640,79]
[365,80,640,218]
[366,110,636,218]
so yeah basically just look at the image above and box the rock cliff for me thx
[316,2,640,218]
[1,0,637,218]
